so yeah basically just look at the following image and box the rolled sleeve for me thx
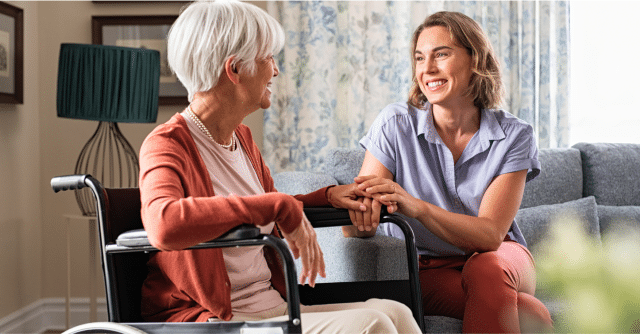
[497,125,541,182]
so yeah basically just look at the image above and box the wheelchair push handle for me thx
[51,174,91,193]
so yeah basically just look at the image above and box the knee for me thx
[461,252,507,287]
[358,309,398,334]
[365,298,414,321]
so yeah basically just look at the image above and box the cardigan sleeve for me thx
[139,123,305,251]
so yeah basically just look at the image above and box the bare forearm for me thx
[362,171,527,253]
[413,200,506,253]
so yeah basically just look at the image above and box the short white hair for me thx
[167,0,285,101]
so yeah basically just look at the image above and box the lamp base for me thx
[74,121,139,216]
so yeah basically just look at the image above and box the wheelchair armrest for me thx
[303,206,389,228]
[116,224,261,248]
[117,208,379,247]
[116,229,151,247]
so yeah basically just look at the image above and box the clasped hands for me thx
[348,175,419,232]
[328,175,412,233]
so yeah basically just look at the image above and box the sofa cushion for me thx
[325,147,366,185]
[597,205,640,236]
[520,148,583,208]
[272,171,338,195]
[573,142,640,206]
[516,196,601,254]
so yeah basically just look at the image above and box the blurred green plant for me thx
[536,216,640,333]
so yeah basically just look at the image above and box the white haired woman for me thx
[138,1,421,333]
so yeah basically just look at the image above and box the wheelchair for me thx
[52,174,424,333]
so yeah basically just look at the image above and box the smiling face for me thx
[257,54,279,110]
[242,54,279,110]
[414,26,475,111]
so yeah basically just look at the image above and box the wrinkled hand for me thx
[344,176,393,235]
[328,181,379,234]
[280,214,326,287]
[347,195,384,233]
[327,184,368,212]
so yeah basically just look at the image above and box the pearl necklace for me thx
[186,105,235,150]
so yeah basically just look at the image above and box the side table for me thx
[64,214,98,329]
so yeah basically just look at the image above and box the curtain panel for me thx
[265,1,569,173]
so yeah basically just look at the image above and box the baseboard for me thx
[0,298,107,334]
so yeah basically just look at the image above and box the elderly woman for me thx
[346,11,554,333]
[138,1,421,333]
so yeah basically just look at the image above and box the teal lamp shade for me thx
[57,43,160,123]
[56,43,160,216]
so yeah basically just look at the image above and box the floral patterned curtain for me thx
[264,1,570,173]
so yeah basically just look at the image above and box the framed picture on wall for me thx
[0,1,23,104]
[92,15,187,106]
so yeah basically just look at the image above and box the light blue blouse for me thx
[360,102,541,256]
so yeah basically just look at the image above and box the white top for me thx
[183,111,285,313]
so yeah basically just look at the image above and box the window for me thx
[569,1,640,145]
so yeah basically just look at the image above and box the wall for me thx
[0,0,41,320]
[0,0,265,321]
[38,0,183,307]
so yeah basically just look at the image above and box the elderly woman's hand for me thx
[356,175,419,219]
[326,184,368,212]
[280,214,326,287]
[328,183,383,235]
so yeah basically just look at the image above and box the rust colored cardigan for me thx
[139,113,330,322]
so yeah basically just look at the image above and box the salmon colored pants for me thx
[420,241,553,333]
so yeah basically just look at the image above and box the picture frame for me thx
[92,15,187,106]
[0,1,23,104]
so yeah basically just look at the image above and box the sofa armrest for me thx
[299,207,410,282]
[302,228,408,282]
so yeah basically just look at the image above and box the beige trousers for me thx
[227,298,422,334]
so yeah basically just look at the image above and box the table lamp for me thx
[56,43,160,216]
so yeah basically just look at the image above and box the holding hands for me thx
[348,176,420,234]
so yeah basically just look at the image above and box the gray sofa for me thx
[273,142,640,333]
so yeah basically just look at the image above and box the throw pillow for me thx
[516,196,601,254]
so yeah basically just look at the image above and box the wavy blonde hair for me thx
[408,11,504,110]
